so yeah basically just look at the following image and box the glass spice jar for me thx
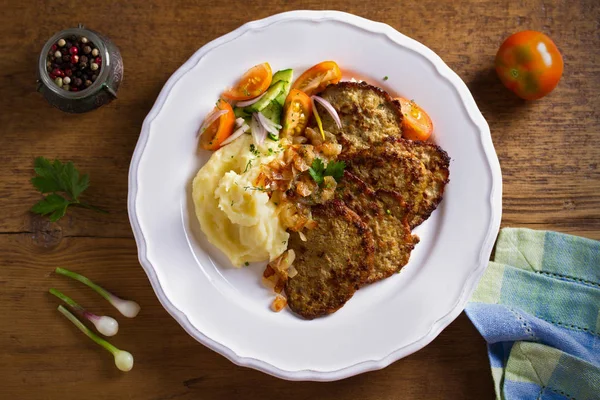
[37,24,123,113]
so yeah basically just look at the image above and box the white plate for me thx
[128,10,502,381]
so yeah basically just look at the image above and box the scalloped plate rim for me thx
[128,10,502,381]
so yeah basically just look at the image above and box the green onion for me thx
[50,288,119,336]
[55,268,140,318]
[57,305,133,371]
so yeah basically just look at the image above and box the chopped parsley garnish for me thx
[243,160,252,173]
[383,76,389,81]
[386,209,391,215]
[244,261,249,266]
[244,186,269,192]
[249,144,260,156]
[308,158,346,185]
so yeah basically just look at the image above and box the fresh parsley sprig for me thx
[30,157,107,222]
[308,158,346,185]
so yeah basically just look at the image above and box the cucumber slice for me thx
[260,101,283,126]
[271,69,294,106]
[244,81,285,113]
[272,69,293,84]
[234,107,250,119]
[233,107,251,126]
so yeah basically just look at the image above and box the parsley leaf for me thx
[308,158,346,185]
[31,194,70,222]
[308,158,326,185]
[325,160,346,183]
[30,157,106,221]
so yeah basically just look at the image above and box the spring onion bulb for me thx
[55,267,140,318]
[57,305,133,371]
[49,288,119,336]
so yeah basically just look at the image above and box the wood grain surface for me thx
[1,0,598,399]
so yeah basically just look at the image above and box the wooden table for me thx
[1,1,598,398]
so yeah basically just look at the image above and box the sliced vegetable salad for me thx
[198,60,435,150]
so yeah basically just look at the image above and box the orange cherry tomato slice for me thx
[281,89,313,137]
[291,61,342,96]
[222,63,273,101]
[495,31,563,100]
[199,99,235,150]
[397,98,434,141]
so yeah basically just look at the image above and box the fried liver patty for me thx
[316,81,403,157]
[337,171,419,283]
[284,199,375,319]
[343,138,450,229]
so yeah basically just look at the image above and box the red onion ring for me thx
[311,95,342,129]
[256,112,282,136]
[197,109,228,137]
[235,92,267,108]
[220,124,249,146]
[251,113,267,145]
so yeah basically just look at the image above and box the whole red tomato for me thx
[496,31,563,100]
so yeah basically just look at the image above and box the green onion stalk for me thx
[57,305,134,371]
[49,288,119,336]
[55,267,140,318]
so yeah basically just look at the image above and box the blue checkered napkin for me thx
[465,228,600,400]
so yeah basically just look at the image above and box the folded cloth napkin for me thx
[465,228,600,400]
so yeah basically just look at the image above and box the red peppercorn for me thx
[69,46,78,55]
[51,68,64,77]
[49,73,56,80]
[95,57,102,64]
[71,54,79,64]
[71,87,79,92]
[51,44,57,51]
[65,69,73,77]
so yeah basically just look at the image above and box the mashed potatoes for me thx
[192,135,289,267]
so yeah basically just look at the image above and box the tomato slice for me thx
[281,89,313,137]
[222,63,272,101]
[199,99,236,150]
[291,61,342,96]
[396,98,434,141]
[495,31,563,100]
